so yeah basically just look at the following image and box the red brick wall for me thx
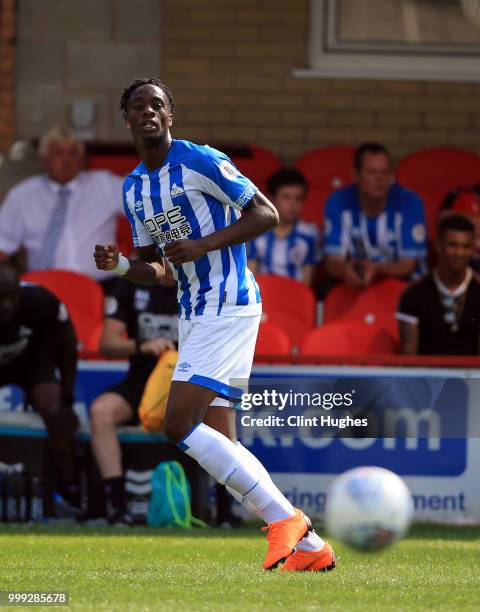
[0,0,15,153]
[161,0,480,164]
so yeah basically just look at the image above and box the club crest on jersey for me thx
[219,160,239,181]
[170,183,185,198]
[411,223,426,243]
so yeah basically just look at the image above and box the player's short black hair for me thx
[119,79,175,119]
[354,142,393,172]
[438,213,475,237]
[266,168,308,197]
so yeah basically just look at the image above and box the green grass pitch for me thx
[0,524,478,611]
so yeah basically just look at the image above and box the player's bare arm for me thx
[325,255,364,288]
[94,243,165,285]
[302,264,314,286]
[164,192,278,265]
[100,318,174,358]
[398,320,419,354]
[247,259,259,275]
[374,258,416,279]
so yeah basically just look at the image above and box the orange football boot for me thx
[262,509,311,570]
[280,541,336,572]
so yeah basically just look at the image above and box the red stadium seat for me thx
[299,188,330,228]
[396,147,480,239]
[86,154,140,177]
[261,311,311,353]
[301,321,396,356]
[255,321,292,357]
[323,283,361,324]
[295,146,355,191]
[21,270,104,353]
[230,145,282,193]
[256,274,316,328]
[344,279,407,341]
[324,279,406,342]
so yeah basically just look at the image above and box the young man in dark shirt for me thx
[396,215,480,355]
[90,274,178,523]
[0,263,79,510]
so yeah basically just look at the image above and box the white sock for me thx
[180,424,294,523]
[296,530,325,552]
[226,442,295,523]
[228,442,325,549]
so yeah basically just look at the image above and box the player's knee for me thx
[32,385,62,420]
[90,399,117,431]
[36,402,62,421]
[164,412,197,444]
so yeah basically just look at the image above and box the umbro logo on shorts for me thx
[178,361,191,372]
[134,200,143,211]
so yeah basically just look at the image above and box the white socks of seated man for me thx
[181,423,324,551]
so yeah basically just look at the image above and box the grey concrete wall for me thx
[15,0,162,142]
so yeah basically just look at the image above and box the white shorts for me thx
[172,314,261,406]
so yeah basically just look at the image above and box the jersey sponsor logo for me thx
[411,223,426,243]
[144,205,193,247]
[138,312,178,342]
[170,183,185,198]
[134,289,150,311]
[219,160,239,181]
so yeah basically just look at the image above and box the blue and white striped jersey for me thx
[324,184,427,276]
[123,139,262,319]
[248,221,321,281]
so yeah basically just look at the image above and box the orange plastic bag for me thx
[138,350,178,432]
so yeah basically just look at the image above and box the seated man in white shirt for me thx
[0,126,124,294]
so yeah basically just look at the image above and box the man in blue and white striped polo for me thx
[324,142,427,289]
[94,79,335,572]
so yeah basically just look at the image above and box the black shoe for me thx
[107,508,135,526]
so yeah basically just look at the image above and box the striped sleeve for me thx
[185,146,258,211]
[122,178,154,248]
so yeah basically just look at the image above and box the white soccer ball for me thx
[325,466,413,551]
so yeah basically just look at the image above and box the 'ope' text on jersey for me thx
[144,205,193,246]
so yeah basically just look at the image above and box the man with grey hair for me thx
[0,126,124,293]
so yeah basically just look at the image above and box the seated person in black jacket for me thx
[0,263,79,510]
[90,273,178,524]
